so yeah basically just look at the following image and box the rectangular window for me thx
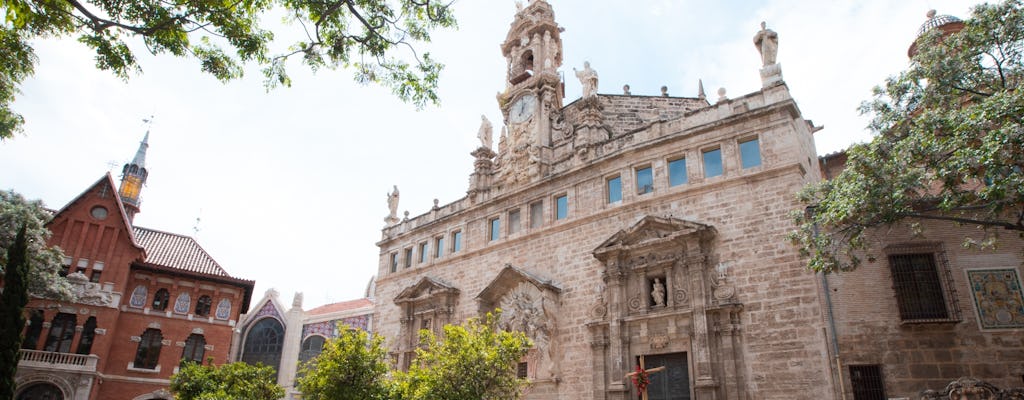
[90,270,102,283]
[849,365,886,400]
[508,210,521,235]
[517,362,528,379]
[607,176,622,203]
[555,195,568,220]
[419,242,428,264]
[739,137,761,169]
[530,202,544,228]
[669,157,687,186]
[404,248,413,268]
[889,253,948,320]
[390,253,399,273]
[703,148,723,178]
[489,218,501,241]
[636,167,653,194]
[452,231,462,253]
[435,237,444,258]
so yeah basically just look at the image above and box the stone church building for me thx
[374,2,1022,399]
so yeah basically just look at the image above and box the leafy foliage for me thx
[397,311,531,400]
[791,0,1024,272]
[0,226,29,400]
[0,0,456,139]
[0,190,72,299]
[170,360,285,400]
[297,325,393,400]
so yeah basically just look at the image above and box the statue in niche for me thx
[753,21,779,66]
[651,278,666,307]
[574,61,599,98]
[385,185,400,223]
[477,115,493,149]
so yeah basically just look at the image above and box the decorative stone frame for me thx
[393,276,459,370]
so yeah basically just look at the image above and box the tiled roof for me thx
[306,298,374,316]
[133,226,230,277]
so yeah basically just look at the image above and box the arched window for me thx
[129,285,148,308]
[43,313,76,353]
[181,334,206,365]
[76,317,97,355]
[22,309,44,350]
[134,328,163,369]
[152,289,170,311]
[299,335,326,365]
[195,295,212,316]
[173,293,191,314]
[16,382,64,400]
[241,318,284,377]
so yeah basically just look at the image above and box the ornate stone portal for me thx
[392,277,459,370]
[477,265,562,381]
[591,216,744,400]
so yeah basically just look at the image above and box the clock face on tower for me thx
[509,94,537,123]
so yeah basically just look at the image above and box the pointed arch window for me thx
[241,318,284,378]
[195,295,213,316]
[76,316,98,355]
[134,328,163,369]
[181,334,206,365]
[43,312,77,353]
[152,289,170,311]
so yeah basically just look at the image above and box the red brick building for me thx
[14,133,255,400]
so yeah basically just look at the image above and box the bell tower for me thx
[118,131,150,223]
[498,0,564,149]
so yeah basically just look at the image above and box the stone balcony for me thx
[18,350,99,373]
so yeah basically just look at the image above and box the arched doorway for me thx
[16,382,64,400]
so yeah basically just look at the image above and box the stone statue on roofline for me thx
[385,185,400,225]
[753,21,778,66]
[478,114,493,149]
[574,61,599,98]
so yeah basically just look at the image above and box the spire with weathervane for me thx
[118,129,150,223]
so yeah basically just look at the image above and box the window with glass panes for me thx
[739,137,761,168]
[607,176,622,203]
[669,157,687,186]
[636,167,653,194]
[703,148,723,178]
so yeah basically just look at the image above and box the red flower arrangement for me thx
[630,364,650,393]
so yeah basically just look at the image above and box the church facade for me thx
[374,2,1024,400]
[374,1,834,399]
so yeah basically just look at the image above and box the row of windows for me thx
[133,328,207,370]
[605,137,762,203]
[22,311,97,355]
[128,285,233,320]
[388,194,569,273]
[60,257,105,283]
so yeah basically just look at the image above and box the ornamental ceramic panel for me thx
[129,285,148,308]
[967,268,1024,330]
[215,298,232,320]
[174,293,192,314]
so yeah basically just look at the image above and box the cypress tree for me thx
[0,225,30,399]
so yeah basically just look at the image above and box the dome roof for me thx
[916,9,963,37]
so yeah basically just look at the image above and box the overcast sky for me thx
[0,0,981,310]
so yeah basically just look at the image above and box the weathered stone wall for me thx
[376,83,834,399]
[828,220,1024,398]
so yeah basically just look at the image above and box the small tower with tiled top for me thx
[118,131,149,222]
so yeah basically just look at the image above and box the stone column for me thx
[687,252,718,400]
[278,294,304,389]
[602,255,629,396]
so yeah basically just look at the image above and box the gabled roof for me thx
[307,298,374,316]
[49,174,143,251]
[133,226,229,277]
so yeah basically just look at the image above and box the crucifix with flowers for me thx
[624,356,666,400]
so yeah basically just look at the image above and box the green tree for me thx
[0,0,456,140]
[398,312,531,400]
[791,0,1024,272]
[170,360,284,400]
[0,190,72,299]
[297,325,393,400]
[0,225,29,399]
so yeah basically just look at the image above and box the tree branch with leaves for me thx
[790,0,1024,273]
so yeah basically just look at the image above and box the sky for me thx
[0,0,982,311]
